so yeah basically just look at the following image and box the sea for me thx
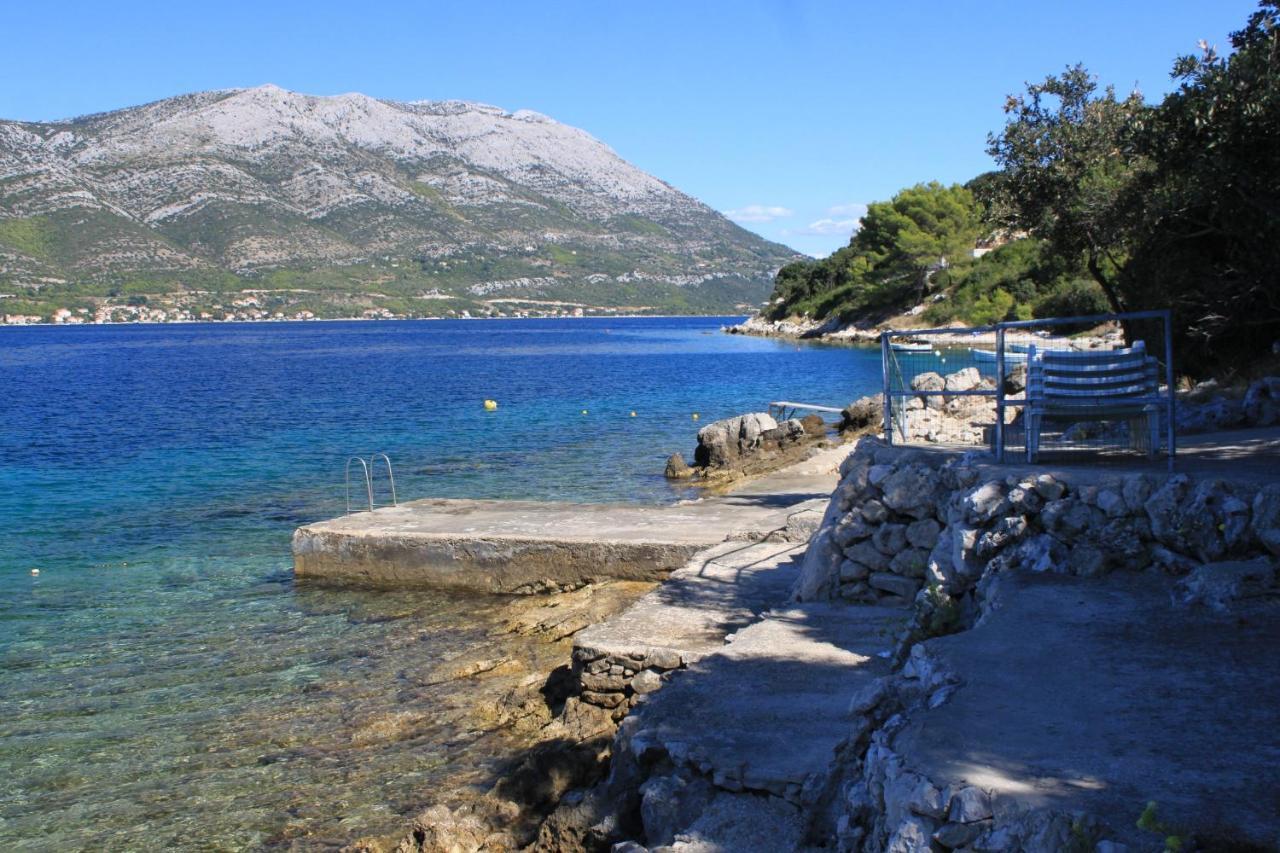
[0,316,884,850]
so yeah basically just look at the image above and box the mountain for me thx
[0,85,799,322]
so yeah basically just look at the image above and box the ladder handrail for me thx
[345,456,373,514]
[368,453,398,509]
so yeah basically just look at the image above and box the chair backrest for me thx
[1028,341,1159,401]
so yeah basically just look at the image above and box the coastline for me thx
[349,443,851,852]
[725,312,1120,350]
[1,317,878,850]
[503,431,1280,852]
[0,311,751,329]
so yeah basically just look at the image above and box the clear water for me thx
[0,317,882,850]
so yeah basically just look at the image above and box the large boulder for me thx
[944,367,982,393]
[1004,364,1027,395]
[911,372,946,410]
[880,464,939,519]
[1243,376,1280,426]
[693,412,778,468]
[1254,484,1280,556]
[664,453,693,480]
[842,395,884,434]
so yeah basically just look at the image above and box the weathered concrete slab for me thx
[895,569,1280,848]
[622,603,909,802]
[574,540,808,669]
[293,445,849,592]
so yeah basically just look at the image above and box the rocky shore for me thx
[663,411,835,486]
[725,312,1115,350]
[349,398,1280,853]
[527,437,1279,852]
[347,445,847,853]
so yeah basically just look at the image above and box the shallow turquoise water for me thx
[0,317,882,849]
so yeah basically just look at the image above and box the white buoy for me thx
[30,568,39,577]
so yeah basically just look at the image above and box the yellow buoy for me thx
[582,409,589,415]
[630,411,636,417]
[483,399,498,411]
[692,413,700,421]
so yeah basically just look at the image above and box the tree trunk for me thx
[1087,252,1133,344]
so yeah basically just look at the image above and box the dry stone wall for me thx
[569,645,684,720]
[796,437,1280,852]
[795,438,1280,611]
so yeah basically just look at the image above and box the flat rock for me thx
[892,570,1280,849]
[574,541,808,667]
[293,444,848,592]
[624,603,909,801]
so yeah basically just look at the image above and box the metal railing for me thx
[345,453,399,513]
[880,309,1175,470]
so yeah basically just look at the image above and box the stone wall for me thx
[795,437,1280,852]
[795,438,1279,610]
[569,644,684,721]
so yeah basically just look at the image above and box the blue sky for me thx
[2,1,1258,257]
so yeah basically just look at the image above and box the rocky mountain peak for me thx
[0,87,799,321]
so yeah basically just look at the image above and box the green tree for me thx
[1123,1,1280,373]
[763,182,981,321]
[986,65,1150,317]
[852,182,983,303]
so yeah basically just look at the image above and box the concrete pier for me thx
[292,446,850,592]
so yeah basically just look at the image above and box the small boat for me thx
[971,347,1029,366]
[890,339,934,353]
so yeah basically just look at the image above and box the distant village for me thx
[0,294,673,325]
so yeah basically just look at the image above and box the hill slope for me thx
[0,86,798,321]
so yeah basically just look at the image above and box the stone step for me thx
[619,602,910,802]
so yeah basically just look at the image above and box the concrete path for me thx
[626,602,908,802]
[573,540,809,669]
[292,445,850,592]
[896,569,1280,849]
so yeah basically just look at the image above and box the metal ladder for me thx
[345,453,398,514]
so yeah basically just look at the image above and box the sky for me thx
[1,1,1259,257]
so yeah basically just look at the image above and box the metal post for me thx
[369,453,398,508]
[345,457,373,513]
[994,324,1006,463]
[880,331,893,445]
[1163,310,1176,473]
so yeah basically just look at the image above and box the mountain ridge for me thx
[0,86,798,322]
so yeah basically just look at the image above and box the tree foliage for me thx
[985,2,1280,374]
[1122,1,1280,373]
[985,64,1149,315]
[767,182,980,321]
[762,2,1277,376]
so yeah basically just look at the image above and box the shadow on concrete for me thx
[897,570,1280,849]
[646,541,803,617]
[715,491,834,508]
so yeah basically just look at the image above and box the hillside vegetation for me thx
[765,2,1279,375]
[0,87,799,321]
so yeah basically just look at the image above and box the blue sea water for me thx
[0,317,882,850]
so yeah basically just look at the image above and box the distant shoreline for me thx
[0,312,752,329]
